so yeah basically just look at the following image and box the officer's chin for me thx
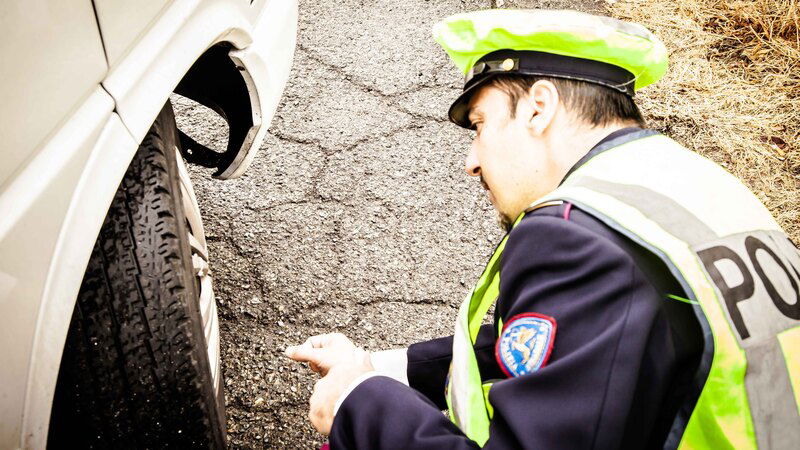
[493,207,514,232]
[498,213,514,232]
[487,194,514,232]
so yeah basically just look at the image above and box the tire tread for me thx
[48,104,225,449]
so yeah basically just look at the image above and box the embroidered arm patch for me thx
[496,313,557,377]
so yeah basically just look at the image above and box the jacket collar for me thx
[560,127,660,185]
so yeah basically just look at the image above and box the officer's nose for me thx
[465,140,481,177]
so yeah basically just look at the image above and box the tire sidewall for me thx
[161,102,227,447]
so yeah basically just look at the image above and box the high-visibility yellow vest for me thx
[445,132,800,448]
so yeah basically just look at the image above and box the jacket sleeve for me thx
[330,215,669,449]
[406,324,500,410]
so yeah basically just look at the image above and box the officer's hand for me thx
[308,363,371,435]
[285,333,370,376]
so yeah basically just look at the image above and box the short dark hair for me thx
[487,74,646,128]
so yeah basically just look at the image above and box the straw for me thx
[613,0,800,242]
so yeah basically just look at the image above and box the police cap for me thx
[433,9,668,129]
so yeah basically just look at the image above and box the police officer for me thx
[287,9,800,449]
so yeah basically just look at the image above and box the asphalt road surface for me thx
[175,0,605,447]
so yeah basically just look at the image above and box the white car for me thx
[0,0,297,447]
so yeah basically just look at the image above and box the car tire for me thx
[48,102,226,449]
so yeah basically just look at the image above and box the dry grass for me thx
[611,0,800,242]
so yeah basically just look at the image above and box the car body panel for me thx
[92,0,173,67]
[0,1,107,189]
[21,110,135,450]
[0,0,297,446]
[0,87,118,447]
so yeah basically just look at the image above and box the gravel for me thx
[174,0,605,447]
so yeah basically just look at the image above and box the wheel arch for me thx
[173,42,259,179]
[101,0,298,181]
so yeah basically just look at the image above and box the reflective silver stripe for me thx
[574,177,717,245]
[746,339,800,449]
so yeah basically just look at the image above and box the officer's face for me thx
[464,82,564,229]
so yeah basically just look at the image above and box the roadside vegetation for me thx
[612,0,799,240]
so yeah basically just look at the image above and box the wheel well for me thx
[173,43,253,177]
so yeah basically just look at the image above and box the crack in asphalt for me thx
[267,129,325,148]
[295,44,452,124]
[297,44,455,99]
[270,119,423,156]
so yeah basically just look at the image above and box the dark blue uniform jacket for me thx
[330,128,703,449]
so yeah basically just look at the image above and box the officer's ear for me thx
[524,80,560,137]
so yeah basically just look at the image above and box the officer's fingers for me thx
[292,336,318,352]
[310,412,330,435]
[308,394,321,428]
[314,335,334,349]
[285,339,313,357]
[309,407,326,435]
[295,333,330,349]
[327,332,346,341]
[328,332,352,345]
[313,332,353,349]
[298,334,334,351]
[308,385,331,435]
[309,334,331,349]
[285,346,326,364]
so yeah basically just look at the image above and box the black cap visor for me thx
[448,49,636,129]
